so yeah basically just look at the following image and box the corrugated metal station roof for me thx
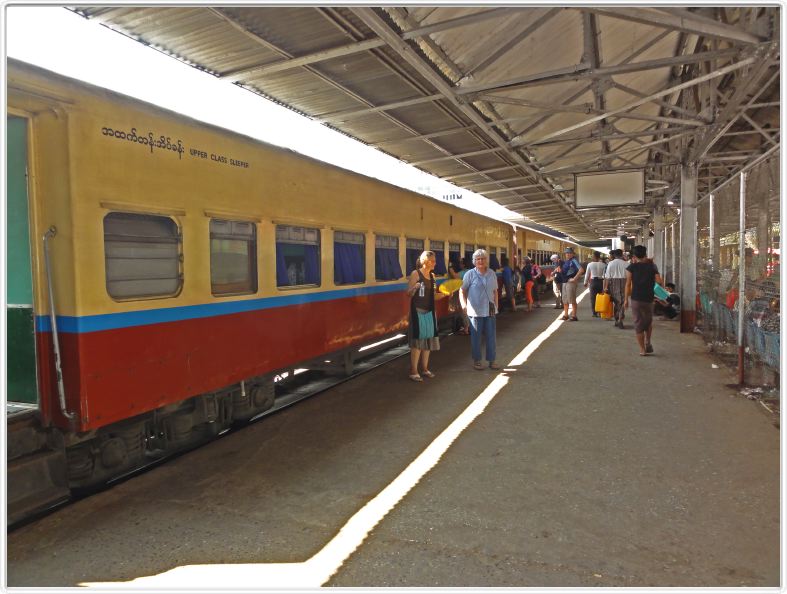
[72,6,779,241]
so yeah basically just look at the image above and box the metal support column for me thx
[653,208,664,275]
[756,181,771,273]
[709,193,719,271]
[670,222,677,285]
[679,163,698,333]
[738,172,748,385]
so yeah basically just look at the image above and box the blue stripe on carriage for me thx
[35,281,424,334]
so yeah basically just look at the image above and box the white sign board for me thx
[574,170,645,208]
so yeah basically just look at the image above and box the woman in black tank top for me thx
[406,251,446,381]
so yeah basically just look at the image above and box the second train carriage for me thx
[7,59,515,508]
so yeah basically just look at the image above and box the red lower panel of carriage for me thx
[37,290,447,432]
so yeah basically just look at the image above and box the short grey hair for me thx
[418,250,436,266]
[472,248,488,263]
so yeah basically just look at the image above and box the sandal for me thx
[560,315,569,320]
[409,374,423,382]
[473,362,484,370]
[489,362,500,370]
[570,317,579,321]
[421,370,435,378]
[645,343,654,354]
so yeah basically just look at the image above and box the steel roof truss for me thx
[457,7,562,83]
[370,125,477,148]
[314,93,442,123]
[456,47,743,96]
[739,112,778,147]
[351,7,593,234]
[442,164,524,182]
[514,54,758,148]
[219,38,386,81]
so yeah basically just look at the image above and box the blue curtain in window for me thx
[376,248,401,280]
[489,254,500,270]
[434,251,447,275]
[350,244,364,282]
[304,244,320,285]
[335,243,364,284]
[388,250,402,279]
[275,243,289,286]
[375,249,389,280]
[406,248,421,274]
[449,252,461,268]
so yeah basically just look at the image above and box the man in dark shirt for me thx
[624,244,665,356]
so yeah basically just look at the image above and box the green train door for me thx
[7,116,38,405]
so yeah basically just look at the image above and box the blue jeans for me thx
[469,316,496,363]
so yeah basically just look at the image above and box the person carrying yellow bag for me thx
[595,292,613,318]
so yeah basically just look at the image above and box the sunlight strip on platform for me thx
[82,292,587,589]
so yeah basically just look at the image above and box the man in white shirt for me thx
[584,251,607,318]
[603,249,628,328]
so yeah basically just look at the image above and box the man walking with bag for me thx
[603,249,628,328]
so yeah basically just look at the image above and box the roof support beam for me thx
[457,7,562,83]
[208,8,457,165]
[523,126,694,148]
[482,185,550,196]
[580,7,764,45]
[220,38,385,80]
[370,125,477,148]
[351,7,594,234]
[739,112,778,147]
[456,47,742,95]
[542,133,692,175]
[513,54,758,148]
[480,95,703,127]
[442,165,524,182]
[314,93,442,123]
[693,63,780,159]
[466,178,539,189]
[409,147,502,166]
[582,12,610,159]
[219,8,516,81]
[399,8,520,40]
[509,28,672,144]
[610,81,710,123]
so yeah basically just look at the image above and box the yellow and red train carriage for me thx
[8,59,518,505]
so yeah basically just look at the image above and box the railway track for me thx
[8,334,415,531]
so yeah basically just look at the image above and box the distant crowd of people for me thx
[406,244,677,380]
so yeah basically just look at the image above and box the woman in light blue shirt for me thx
[459,249,500,370]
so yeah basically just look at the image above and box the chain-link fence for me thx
[695,155,780,398]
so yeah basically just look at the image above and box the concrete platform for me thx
[6,291,779,587]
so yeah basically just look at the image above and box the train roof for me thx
[7,57,513,232]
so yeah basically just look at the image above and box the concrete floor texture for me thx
[6,293,780,587]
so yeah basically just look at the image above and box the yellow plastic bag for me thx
[601,296,614,319]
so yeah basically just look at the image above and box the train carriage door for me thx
[7,116,38,405]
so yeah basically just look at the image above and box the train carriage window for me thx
[104,212,182,299]
[276,225,321,288]
[334,230,365,285]
[448,242,461,269]
[489,247,500,270]
[405,238,424,275]
[429,240,447,275]
[375,235,402,281]
[210,219,257,296]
